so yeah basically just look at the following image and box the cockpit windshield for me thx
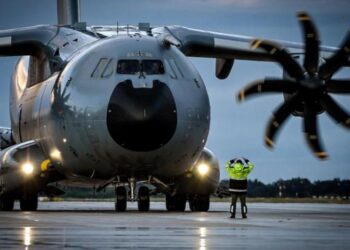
[117,60,139,74]
[117,60,165,75]
[142,60,165,75]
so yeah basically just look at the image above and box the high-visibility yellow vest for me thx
[225,161,254,180]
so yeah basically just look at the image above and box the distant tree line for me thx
[55,178,350,199]
[220,178,350,199]
[59,186,115,198]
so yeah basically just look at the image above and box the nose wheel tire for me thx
[138,186,150,212]
[189,194,210,212]
[115,186,127,212]
[0,196,15,211]
[166,194,186,211]
[20,194,38,211]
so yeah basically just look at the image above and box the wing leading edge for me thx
[153,25,339,80]
[155,25,338,61]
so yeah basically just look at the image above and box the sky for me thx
[0,0,349,183]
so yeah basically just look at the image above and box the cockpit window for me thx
[101,59,114,78]
[117,60,139,74]
[117,60,165,75]
[92,58,110,78]
[141,60,165,75]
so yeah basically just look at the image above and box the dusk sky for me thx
[0,0,349,183]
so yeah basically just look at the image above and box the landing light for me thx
[50,149,62,161]
[197,163,209,176]
[21,162,34,175]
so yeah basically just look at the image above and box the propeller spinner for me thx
[237,12,350,160]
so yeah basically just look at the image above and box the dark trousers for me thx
[230,193,247,218]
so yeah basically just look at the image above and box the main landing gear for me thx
[165,194,186,211]
[188,194,210,212]
[0,196,15,211]
[0,193,38,211]
[20,193,38,211]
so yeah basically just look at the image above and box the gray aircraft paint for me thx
[0,1,347,203]
[0,20,339,194]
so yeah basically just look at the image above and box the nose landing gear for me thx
[114,178,150,212]
[112,177,211,212]
[138,186,150,212]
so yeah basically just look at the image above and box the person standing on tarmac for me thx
[225,157,254,219]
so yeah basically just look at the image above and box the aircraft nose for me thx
[107,80,177,151]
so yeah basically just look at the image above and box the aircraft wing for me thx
[153,25,341,79]
[0,25,96,71]
[156,26,338,60]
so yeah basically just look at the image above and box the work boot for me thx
[230,204,236,219]
[242,205,248,219]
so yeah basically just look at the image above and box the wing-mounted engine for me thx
[0,128,15,150]
[236,12,350,159]
[154,13,347,160]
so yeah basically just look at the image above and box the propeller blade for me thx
[237,78,298,102]
[265,93,301,148]
[326,79,350,93]
[320,94,350,128]
[251,39,304,79]
[303,101,328,159]
[319,30,350,80]
[297,12,319,75]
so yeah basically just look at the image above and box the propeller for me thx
[237,11,350,160]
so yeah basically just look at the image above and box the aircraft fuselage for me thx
[10,34,211,181]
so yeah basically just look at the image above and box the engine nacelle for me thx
[282,54,325,117]
[216,58,234,79]
[0,128,15,150]
[176,147,220,195]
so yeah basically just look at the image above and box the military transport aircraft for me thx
[0,0,349,211]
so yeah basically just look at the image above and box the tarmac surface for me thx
[0,201,349,249]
